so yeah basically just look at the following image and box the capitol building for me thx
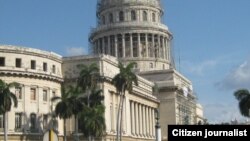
[0,0,204,141]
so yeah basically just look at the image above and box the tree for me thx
[77,63,99,107]
[112,62,138,141]
[51,84,73,141]
[0,79,19,141]
[234,89,250,117]
[79,89,105,140]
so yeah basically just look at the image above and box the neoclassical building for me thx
[0,45,63,140]
[0,0,204,141]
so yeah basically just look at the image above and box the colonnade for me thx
[93,33,171,61]
[130,100,156,138]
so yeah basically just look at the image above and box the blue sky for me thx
[1,0,250,123]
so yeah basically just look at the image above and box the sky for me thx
[1,0,250,123]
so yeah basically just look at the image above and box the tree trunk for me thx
[4,112,7,141]
[119,94,125,141]
[116,93,122,141]
[63,119,67,141]
[75,116,79,141]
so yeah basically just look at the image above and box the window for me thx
[31,60,36,69]
[30,113,36,129]
[52,65,56,74]
[15,87,22,99]
[0,57,5,66]
[131,10,136,21]
[109,13,113,23]
[16,58,21,68]
[119,11,124,22]
[30,88,36,101]
[0,114,3,129]
[43,62,47,72]
[152,13,156,22]
[43,114,48,129]
[143,11,148,21]
[43,90,47,102]
[15,113,22,130]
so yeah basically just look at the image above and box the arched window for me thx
[109,13,113,23]
[131,10,136,21]
[152,13,156,22]
[102,15,105,25]
[143,11,148,21]
[119,11,124,22]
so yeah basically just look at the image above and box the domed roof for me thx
[97,0,161,12]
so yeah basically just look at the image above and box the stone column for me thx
[102,37,105,54]
[152,108,156,137]
[145,33,149,58]
[163,37,166,59]
[146,106,149,137]
[149,107,152,137]
[131,101,135,135]
[97,39,100,54]
[143,105,146,137]
[122,34,125,58]
[108,36,111,55]
[115,35,118,57]
[138,33,141,57]
[158,35,161,58]
[152,34,155,58]
[139,104,142,136]
[135,103,139,136]
[130,33,133,57]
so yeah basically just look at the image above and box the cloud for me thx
[216,60,250,90]
[204,103,247,124]
[65,47,87,56]
[182,60,218,75]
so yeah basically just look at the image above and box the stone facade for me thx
[0,0,204,141]
[0,45,63,140]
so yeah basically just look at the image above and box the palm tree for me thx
[77,63,99,107]
[67,85,85,141]
[234,89,250,117]
[78,88,105,140]
[112,62,138,141]
[0,79,19,141]
[51,84,73,141]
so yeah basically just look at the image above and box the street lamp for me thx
[155,109,161,141]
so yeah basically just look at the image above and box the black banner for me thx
[168,125,250,141]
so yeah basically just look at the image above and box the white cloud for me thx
[65,47,87,56]
[204,103,247,124]
[217,60,250,90]
[182,60,218,75]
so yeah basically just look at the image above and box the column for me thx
[158,35,161,58]
[146,106,149,137]
[152,108,156,137]
[102,37,105,54]
[130,33,133,57]
[97,39,100,54]
[131,101,135,135]
[143,105,146,137]
[108,36,111,55]
[149,107,152,137]
[152,34,155,58]
[138,33,141,57]
[135,103,139,135]
[145,33,149,58]
[139,104,142,136]
[122,34,125,58]
[115,35,118,57]
[163,37,166,59]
